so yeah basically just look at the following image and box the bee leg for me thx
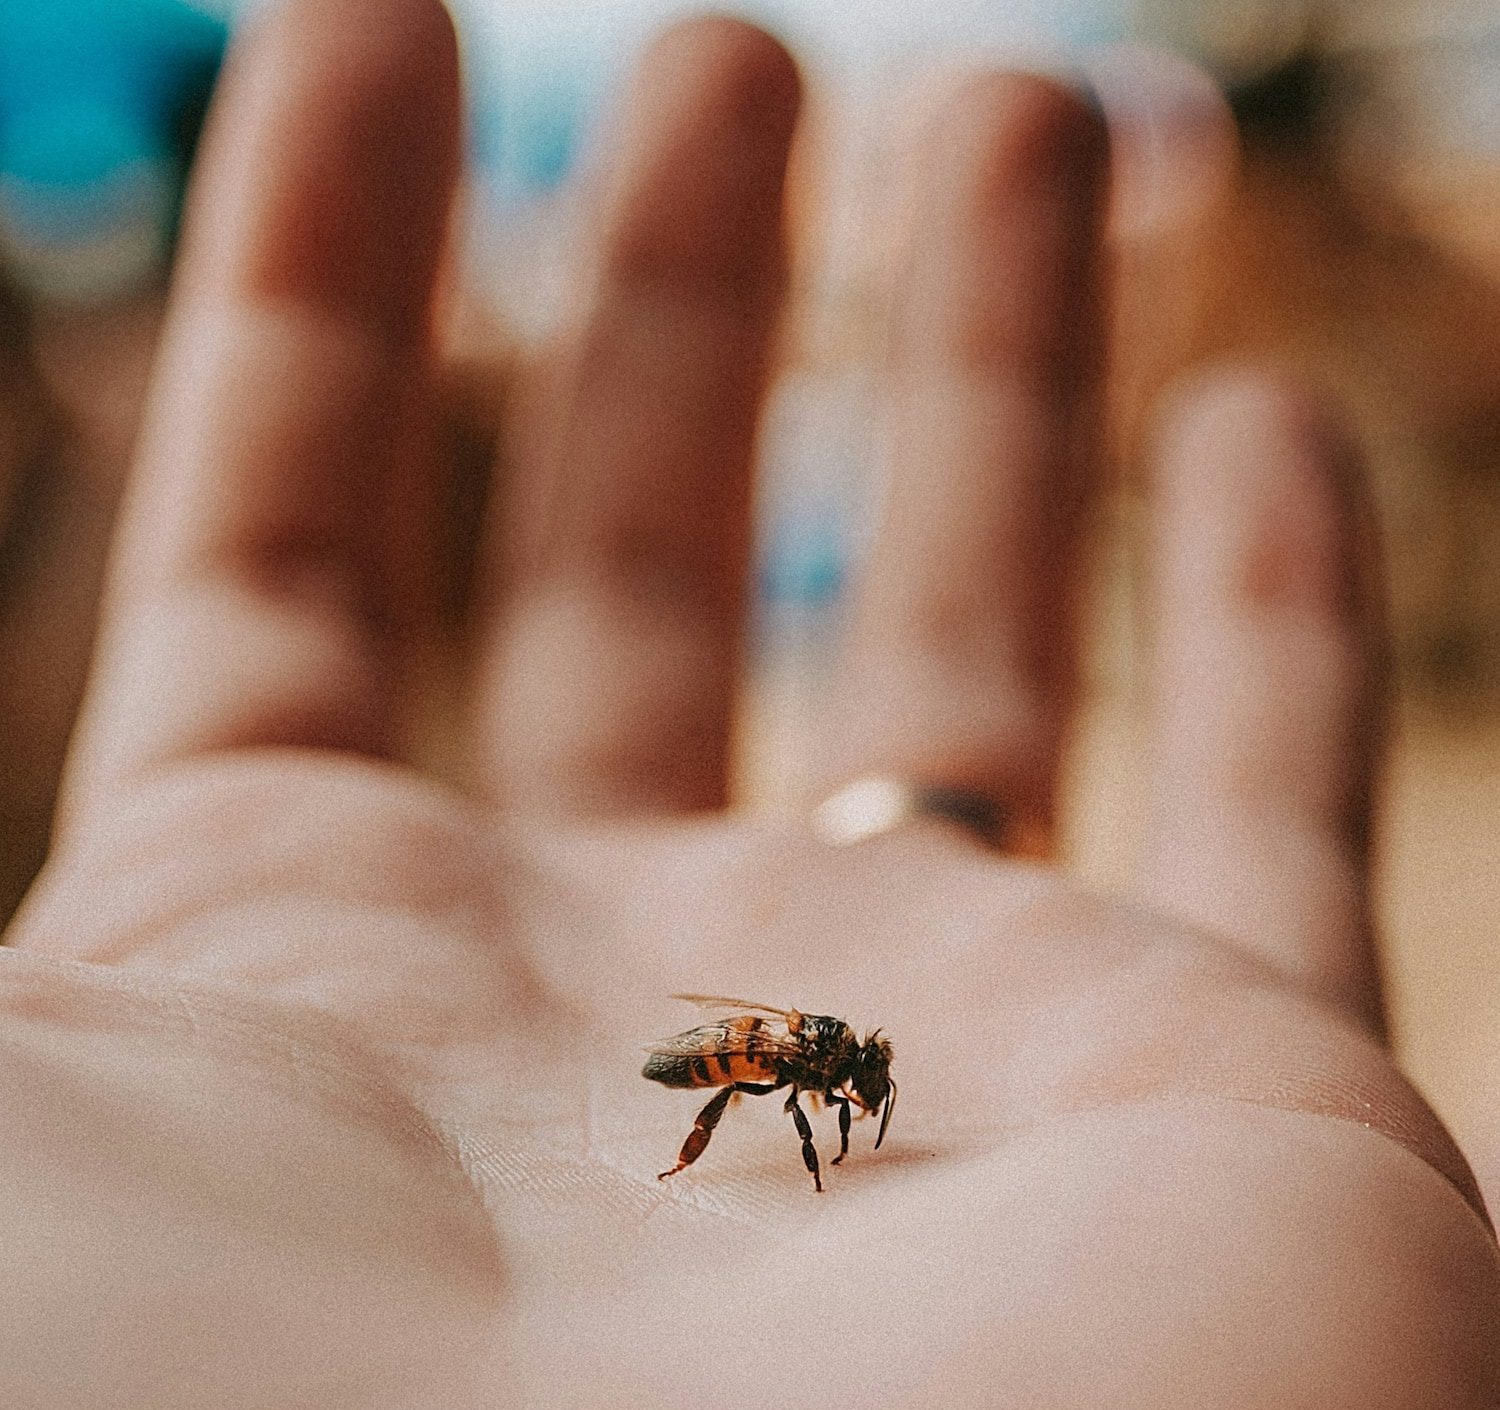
[658,1085,735,1181]
[784,1089,822,1192]
[826,1092,852,1164]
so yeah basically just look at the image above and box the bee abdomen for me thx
[642,1052,777,1088]
[642,1053,701,1088]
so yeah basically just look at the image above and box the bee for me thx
[643,995,896,1192]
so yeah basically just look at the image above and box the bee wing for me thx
[670,993,796,1018]
[643,1019,802,1058]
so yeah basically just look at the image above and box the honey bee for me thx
[643,995,896,1192]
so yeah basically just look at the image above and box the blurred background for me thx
[0,0,1496,1151]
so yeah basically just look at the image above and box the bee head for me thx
[851,1031,896,1148]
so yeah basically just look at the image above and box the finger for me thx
[61,0,460,819]
[474,17,800,814]
[1137,368,1386,1032]
[1085,44,1238,464]
[822,73,1109,852]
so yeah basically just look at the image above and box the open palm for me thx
[2,4,1495,1407]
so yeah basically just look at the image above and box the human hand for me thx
[1,3,1496,1406]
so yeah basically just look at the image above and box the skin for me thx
[0,3,1496,1406]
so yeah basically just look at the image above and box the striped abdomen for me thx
[642,1014,784,1089]
[642,1049,780,1089]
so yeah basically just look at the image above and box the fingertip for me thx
[1082,42,1239,239]
[640,14,803,140]
[191,0,462,328]
[254,0,460,76]
[227,0,461,129]
[892,69,1109,380]
[917,69,1109,204]
[600,15,801,297]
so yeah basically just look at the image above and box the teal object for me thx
[473,53,601,204]
[761,508,847,608]
[0,0,228,297]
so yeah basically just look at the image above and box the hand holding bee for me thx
[0,2,1495,1407]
